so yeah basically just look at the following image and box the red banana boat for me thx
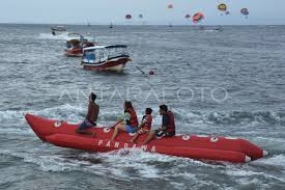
[25,114,269,163]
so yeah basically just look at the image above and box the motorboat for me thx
[51,26,67,36]
[65,33,95,57]
[81,45,131,72]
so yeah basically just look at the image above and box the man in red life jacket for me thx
[143,104,175,144]
[130,107,153,143]
[111,101,139,141]
[76,92,99,136]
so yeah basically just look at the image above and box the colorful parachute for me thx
[185,14,191,19]
[125,14,132,20]
[192,12,204,23]
[168,4,173,9]
[240,8,249,16]
[218,3,227,12]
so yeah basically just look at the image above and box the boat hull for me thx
[65,48,83,57]
[25,114,268,163]
[82,57,130,72]
[65,40,94,57]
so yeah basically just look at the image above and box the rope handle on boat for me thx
[103,121,122,133]
[54,120,64,128]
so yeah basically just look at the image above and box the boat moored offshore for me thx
[81,45,131,72]
[65,33,95,57]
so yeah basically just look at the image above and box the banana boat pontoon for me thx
[25,114,268,163]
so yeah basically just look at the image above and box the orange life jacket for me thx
[142,114,152,130]
[126,107,139,127]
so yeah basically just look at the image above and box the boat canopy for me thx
[67,33,82,37]
[82,44,128,63]
[83,45,127,52]
[66,39,81,46]
[106,45,127,49]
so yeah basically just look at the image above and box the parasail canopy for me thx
[240,8,249,16]
[185,14,191,19]
[192,12,204,23]
[168,4,173,9]
[218,3,227,12]
[125,14,132,19]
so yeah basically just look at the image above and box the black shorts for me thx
[78,119,96,130]
[155,130,175,137]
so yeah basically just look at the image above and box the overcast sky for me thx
[0,0,284,25]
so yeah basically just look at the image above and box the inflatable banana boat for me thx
[25,114,268,163]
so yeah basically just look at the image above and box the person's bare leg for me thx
[143,130,155,144]
[111,124,125,141]
[130,133,139,143]
[111,126,119,141]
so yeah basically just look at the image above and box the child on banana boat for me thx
[130,108,153,143]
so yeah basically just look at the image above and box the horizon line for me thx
[0,22,284,27]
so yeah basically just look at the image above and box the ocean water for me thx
[0,24,284,190]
